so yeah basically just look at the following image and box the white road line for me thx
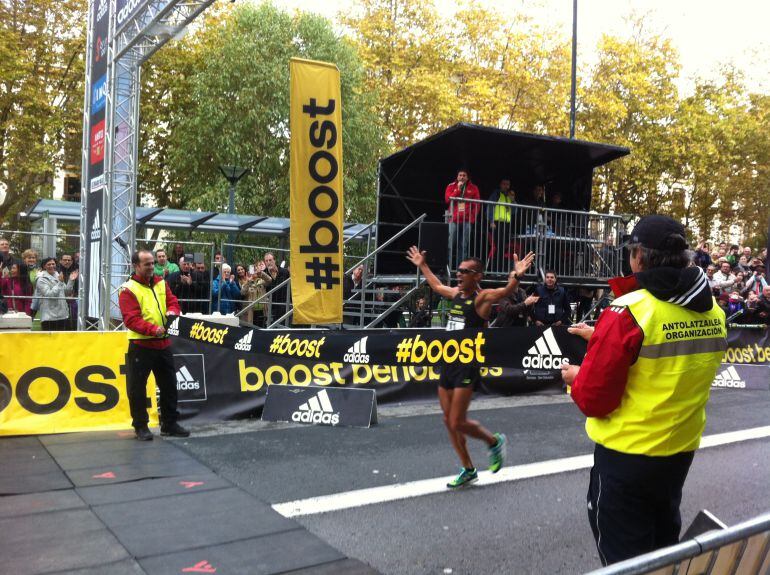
[272,425,770,518]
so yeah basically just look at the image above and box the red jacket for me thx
[445,181,480,223]
[118,273,181,349]
[570,275,644,417]
[1,276,33,315]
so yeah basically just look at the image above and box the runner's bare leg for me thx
[438,387,473,469]
[448,387,496,447]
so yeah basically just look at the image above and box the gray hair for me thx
[629,243,692,270]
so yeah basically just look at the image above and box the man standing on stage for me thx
[407,245,535,488]
[487,178,516,272]
[119,250,189,440]
[561,215,725,565]
[445,170,480,268]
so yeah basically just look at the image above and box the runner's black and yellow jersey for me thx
[446,290,486,331]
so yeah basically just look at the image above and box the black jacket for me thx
[495,287,529,327]
[531,283,571,325]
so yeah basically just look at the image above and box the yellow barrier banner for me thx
[289,57,344,325]
[0,332,157,436]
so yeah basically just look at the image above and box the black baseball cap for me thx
[627,215,688,251]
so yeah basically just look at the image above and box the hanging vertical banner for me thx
[289,58,344,325]
[82,0,111,322]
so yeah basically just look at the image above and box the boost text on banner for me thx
[289,58,344,325]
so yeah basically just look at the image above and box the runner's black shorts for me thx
[438,363,481,390]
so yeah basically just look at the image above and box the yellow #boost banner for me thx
[0,332,158,436]
[289,57,344,325]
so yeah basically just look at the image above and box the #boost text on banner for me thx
[289,58,344,325]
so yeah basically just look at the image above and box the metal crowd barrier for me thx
[446,198,626,283]
[586,511,770,575]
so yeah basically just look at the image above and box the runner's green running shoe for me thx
[488,433,507,473]
[447,467,478,488]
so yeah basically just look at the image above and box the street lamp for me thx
[569,0,578,139]
[219,165,249,263]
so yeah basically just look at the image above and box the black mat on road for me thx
[0,432,379,575]
[93,487,297,558]
[0,489,85,518]
[0,469,72,495]
[66,457,211,487]
[77,472,227,506]
[53,440,189,471]
[138,529,345,575]
[0,508,129,575]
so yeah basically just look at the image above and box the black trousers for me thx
[491,222,511,272]
[587,443,694,566]
[42,319,69,331]
[125,344,179,428]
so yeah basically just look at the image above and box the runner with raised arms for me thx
[406,246,535,487]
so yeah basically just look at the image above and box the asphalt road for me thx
[176,389,770,575]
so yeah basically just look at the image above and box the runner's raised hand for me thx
[512,251,536,278]
[406,246,427,268]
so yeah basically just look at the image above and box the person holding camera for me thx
[119,250,188,440]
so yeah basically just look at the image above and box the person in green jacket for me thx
[153,248,180,278]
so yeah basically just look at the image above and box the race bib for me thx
[446,317,465,331]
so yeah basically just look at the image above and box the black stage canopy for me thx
[375,123,629,274]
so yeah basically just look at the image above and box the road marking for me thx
[273,425,770,518]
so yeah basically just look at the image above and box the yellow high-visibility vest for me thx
[120,278,167,340]
[493,195,513,223]
[586,289,726,456]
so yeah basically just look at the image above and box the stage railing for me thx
[446,198,626,284]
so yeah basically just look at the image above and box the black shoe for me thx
[135,426,154,441]
[160,422,190,437]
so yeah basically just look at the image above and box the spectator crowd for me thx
[2,235,767,329]
[694,241,769,325]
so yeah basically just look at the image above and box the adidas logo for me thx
[175,365,200,391]
[291,389,340,426]
[343,336,369,364]
[522,328,569,369]
[167,316,180,336]
[90,209,101,240]
[234,330,253,352]
[712,365,745,389]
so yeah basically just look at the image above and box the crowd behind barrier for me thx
[2,231,767,331]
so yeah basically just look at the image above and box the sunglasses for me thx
[457,267,480,274]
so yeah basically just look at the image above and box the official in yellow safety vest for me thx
[486,178,516,272]
[118,249,189,441]
[561,215,726,566]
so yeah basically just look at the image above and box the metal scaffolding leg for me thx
[84,0,216,330]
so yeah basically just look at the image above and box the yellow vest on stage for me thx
[586,289,726,456]
[120,278,167,340]
[493,197,512,223]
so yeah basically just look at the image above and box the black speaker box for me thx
[418,222,449,273]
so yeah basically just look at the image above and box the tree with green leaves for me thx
[139,2,387,225]
[0,0,86,227]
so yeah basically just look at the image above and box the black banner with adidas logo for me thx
[172,315,587,368]
[164,318,769,424]
[168,315,588,423]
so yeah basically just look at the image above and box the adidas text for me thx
[522,355,569,369]
[167,317,180,336]
[712,379,745,389]
[234,331,253,351]
[292,411,340,425]
[343,337,369,363]
[177,381,200,391]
